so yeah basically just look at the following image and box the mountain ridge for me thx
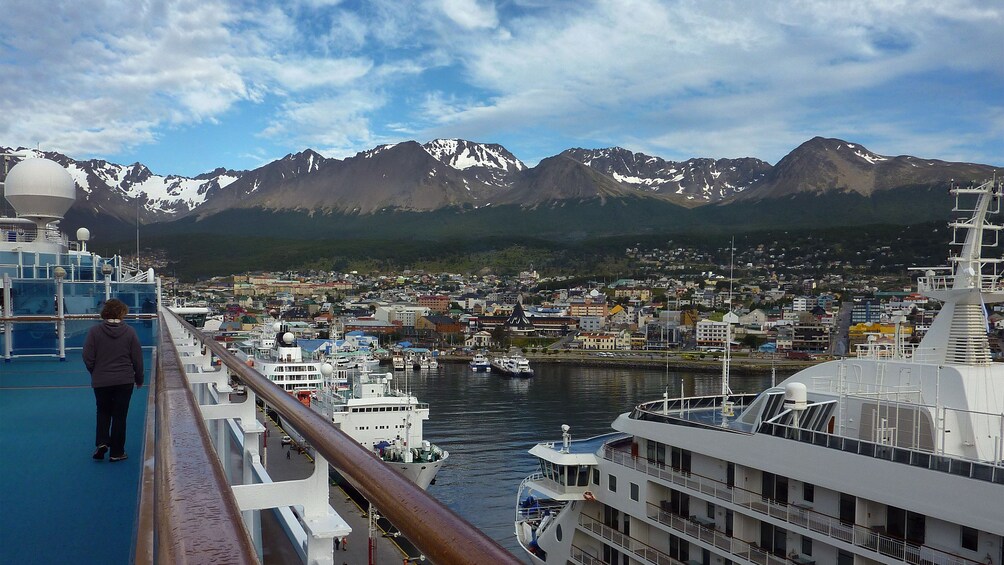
[2,137,999,241]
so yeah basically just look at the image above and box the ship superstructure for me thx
[234,321,326,394]
[516,179,1004,565]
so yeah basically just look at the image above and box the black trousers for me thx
[94,384,134,456]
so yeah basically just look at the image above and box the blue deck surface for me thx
[0,350,152,565]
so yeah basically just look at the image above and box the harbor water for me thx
[396,361,780,558]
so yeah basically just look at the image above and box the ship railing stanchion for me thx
[54,267,66,360]
[3,273,12,361]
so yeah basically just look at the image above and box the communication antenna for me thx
[721,237,735,419]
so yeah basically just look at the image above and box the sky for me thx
[1,0,1002,177]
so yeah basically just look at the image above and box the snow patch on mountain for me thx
[423,139,525,172]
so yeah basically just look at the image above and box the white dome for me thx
[4,158,76,221]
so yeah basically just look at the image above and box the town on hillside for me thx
[160,241,1004,368]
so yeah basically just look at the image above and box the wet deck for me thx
[0,351,153,564]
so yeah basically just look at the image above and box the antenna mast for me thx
[722,237,735,418]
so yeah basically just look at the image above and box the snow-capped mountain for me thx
[3,138,998,238]
[1,147,243,223]
[422,139,526,189]
[561,147,771,202]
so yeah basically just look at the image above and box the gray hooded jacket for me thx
[83,321,144,388]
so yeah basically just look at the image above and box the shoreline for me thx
[431,353,819,376]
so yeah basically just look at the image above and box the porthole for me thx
[555,524,562,541]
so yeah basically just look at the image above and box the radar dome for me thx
[282,332,294,344]
[4,158,75,223]
[76,227,90,241]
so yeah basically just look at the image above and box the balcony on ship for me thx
[600,440,994,565]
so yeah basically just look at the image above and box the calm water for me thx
[400,361,780,557]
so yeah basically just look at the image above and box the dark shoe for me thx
[109,453,128,462]
[92,445,108,460]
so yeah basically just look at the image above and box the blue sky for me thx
[1,0,1002,177]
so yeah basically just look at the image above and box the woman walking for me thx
[83,299,144,462]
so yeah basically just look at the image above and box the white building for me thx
[695,319,728,349]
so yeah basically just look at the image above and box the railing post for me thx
[2,273,11,361]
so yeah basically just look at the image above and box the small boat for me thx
[493,352,534,378]
[470,353,492,372]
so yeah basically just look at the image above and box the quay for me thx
[435,351,817,375]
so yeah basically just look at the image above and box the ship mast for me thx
[722,237,735,418]
[916,178,1004,365]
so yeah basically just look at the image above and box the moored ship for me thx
[516,179,1004,565]
[233,321,327,397]
[311,366,449,489]
[493,352,535,378]
[470,352,492,372]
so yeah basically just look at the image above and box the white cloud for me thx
[437,0,498,30]
[1,0,1000,171]
[261,90,388,156]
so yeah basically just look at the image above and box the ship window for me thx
[608,474,617,492]
[961,526,978,551]
[593,468,599,485]
[803,483,814,503]
[837,550,853,565]
[577,465,590,486]
[801,536,812,556]
[630,482,639,501]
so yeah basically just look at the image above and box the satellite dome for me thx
[4,158,75,223]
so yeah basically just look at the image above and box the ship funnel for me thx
[4,158,75,229]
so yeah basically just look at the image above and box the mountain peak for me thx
[422,139,525,189]
[562,147,769,203]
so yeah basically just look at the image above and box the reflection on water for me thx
[400,362,778,556]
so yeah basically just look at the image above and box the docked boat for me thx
[419,353,438,370]
[493,353,534,378]
[515,179,1004,565]
[234,321,327,395]
[392,354,406,370]
[311,367,449,489]
[470,352,492,372]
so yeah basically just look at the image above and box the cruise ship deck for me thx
[0,350,153,564]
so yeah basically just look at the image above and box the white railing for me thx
[604,447,983,565]
[578,513,683,565]
[643,503,787,565]
[917,274,1004,294]
[570,544,607,565]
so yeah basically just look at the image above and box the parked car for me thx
[281,435,292,446]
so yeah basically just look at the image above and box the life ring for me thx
[582,491,595,501]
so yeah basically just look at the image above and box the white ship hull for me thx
[386,454,448,490]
